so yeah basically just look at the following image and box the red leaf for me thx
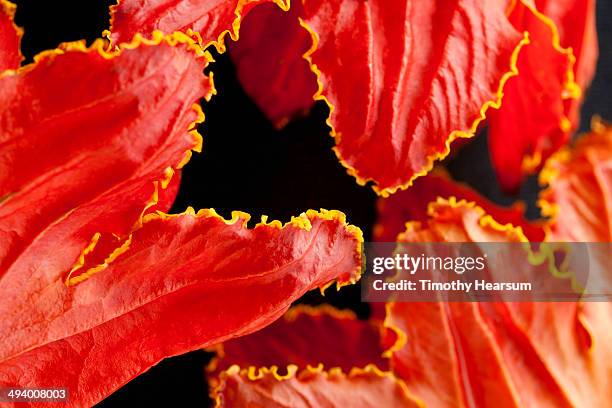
[209,305,388,376]
[213,365,419,408]
[539,121,612,241]
[298,0,526,195]
[537,0,598,90]
[108,0,289,52]
[488,0,597,191]
[229,1,316,127]
[0,0,22,70]
[385,199,612,407]
[0,209,363,407]
[374,170,544,242]
[0,33,212,277]
[535,0,598,146]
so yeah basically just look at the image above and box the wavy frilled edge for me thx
[105,0,290,54]
[430,198,582,288]
[384,196,582,289]
[403,197,531,243]
[297,20,529,198]
[205,304,381,376]
[15,31,218,286]
[0,0,23,66]
[537,116,609,236]
[72,207,363,288]
[514,0,581,100]
[210,363,423,408]
[145,208,364,290]
[511,0,582,172]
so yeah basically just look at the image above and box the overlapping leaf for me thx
[0,0,22,70]
[109,0,307,126]
[385,198,612,407]
[488,0,597,191]
[209,305,388,376]
[374,170,543,242]
[539,121,612,241]
[375,122,612,244]
[227,0,597,194]
[228,0,528,194]
[0,32,212,277]
[381,126,612,406]
[213,365,419,408]
[208,304,409,406]
[0,209,363,407]
[108,0,289,52]
[2,1,606,407]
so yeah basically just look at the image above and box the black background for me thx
[11,0,611,406]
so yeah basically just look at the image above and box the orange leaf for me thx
[539,121,612,241]
[213,365,420,408]
[0,0,22,70]
[209,304,388,376]
[0,209,363,407]
[387,298,612,408]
